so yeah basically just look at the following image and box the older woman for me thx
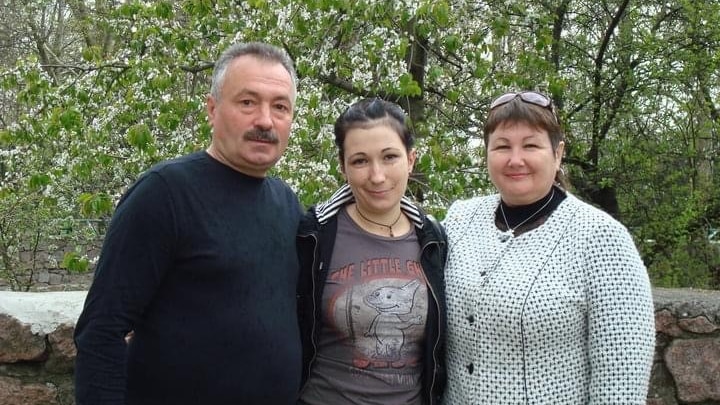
[296,98,447,404]
[442,91,655,404]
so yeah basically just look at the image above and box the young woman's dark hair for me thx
[334,98,415,164]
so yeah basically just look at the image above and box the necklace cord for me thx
[499,189,555,236]
[355,206,403,237]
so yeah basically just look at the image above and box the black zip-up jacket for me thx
[296,184,448,404]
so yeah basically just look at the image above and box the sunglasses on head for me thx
[490,91,553,110]
[489,91,558,123]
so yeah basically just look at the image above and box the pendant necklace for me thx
[355,206,403,237]
[499,189,555,237]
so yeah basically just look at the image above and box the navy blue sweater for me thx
[74,151,303,405]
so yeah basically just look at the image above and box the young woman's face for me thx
[341,124,416,215]
[487,121,563,206]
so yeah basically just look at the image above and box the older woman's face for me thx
[486,121,563,206]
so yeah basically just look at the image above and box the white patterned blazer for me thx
[442,192,655,404]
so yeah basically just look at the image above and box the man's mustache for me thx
[243,129,279,144]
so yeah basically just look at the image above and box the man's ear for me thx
[206,95,217,123]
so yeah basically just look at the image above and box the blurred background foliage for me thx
[1,0,718,290]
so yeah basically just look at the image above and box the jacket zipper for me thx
[299,232,321,392]
[422,239,444,405]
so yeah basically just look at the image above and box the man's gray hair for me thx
[210,42,297,103]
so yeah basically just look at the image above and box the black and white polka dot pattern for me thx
[442,193,655,404]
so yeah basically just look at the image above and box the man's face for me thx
[206,55,294,177]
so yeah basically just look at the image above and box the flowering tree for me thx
[1,0,719,289]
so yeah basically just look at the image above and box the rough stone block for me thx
[47,273,63,286]
[45,324,76,374]
[677,315,718,334]
[655,309,683,337]
[0,315,46,363]
[665,338,720,402]
[36,271,50,284]
[647,361,677,405]
[645,398,670,405]
[0,376,57,405]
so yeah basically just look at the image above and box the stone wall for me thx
[649,288,720,405]
[0,288,718,405]
[0,271,94,293]
[0,292,85,405]
[0,247,96,292]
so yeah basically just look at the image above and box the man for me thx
[74,42,303,404]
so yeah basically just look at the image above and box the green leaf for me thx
[443,35,460,53]
[29,174,51,190]
[247,0,267,8]
[154,1,173,19]
[151,75,173,91]
[428,66,443,82]
[117,2,142,17]
[60,109,82,131]
[432,1,451,27]
[81,46,102,62]
[398,73,422,96]
[0,129,10,145]
[157,112,180,131]
[61,251,90,273]
[126,123,154,151]
[78,192,113,217]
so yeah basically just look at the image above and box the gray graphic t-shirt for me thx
[300,208,428,405]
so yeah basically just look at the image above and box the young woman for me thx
[297,98,447,404]
[442,91,655,404]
